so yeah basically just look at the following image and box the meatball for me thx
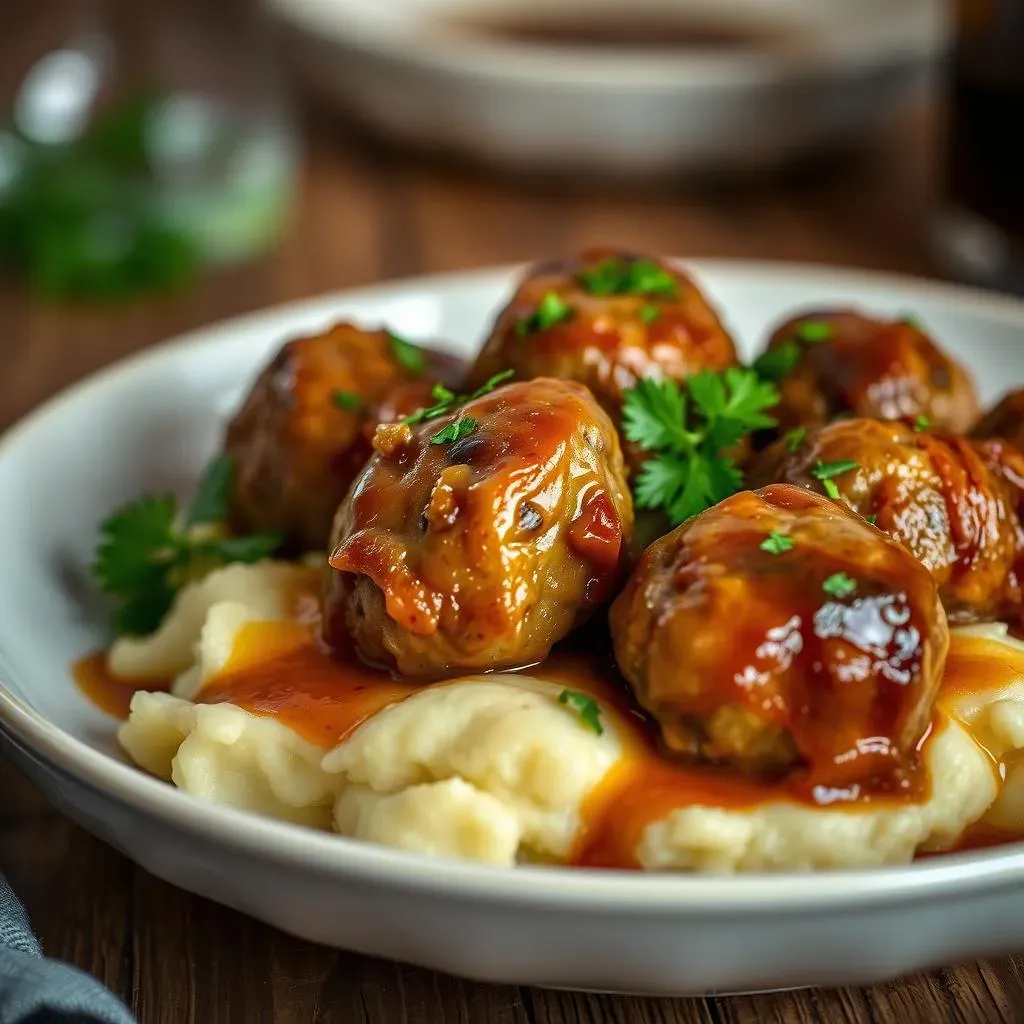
[224,322,460,553]
[466,248,738,435]
[756,309,978,434]
[610,484,947,789]
[753,418,1024,623]
[973,387,1024,452]
[327,378,634,678]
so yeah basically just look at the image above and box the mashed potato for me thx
[113,563,1024,871]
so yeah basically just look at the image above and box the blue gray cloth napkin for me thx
[0,873,135,1024]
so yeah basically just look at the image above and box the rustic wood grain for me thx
[1,97,1021,1024]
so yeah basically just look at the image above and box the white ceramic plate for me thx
[3,260,1024,997]
[265,0,946,175]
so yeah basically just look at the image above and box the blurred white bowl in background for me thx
[265,0,947,176]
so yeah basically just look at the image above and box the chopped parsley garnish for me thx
[822,572,858,599]
[865,514,878,526]
[404,369,515,427]
[332,391,362,412]
[752,340,800,382]
[899,314,924,331]
[796,321,834,343]
[783,426,807,453]
[577,256,678,299]
[91,455,282,637]
[914,414,930,432]
[430,417,477,445]
[640,304,660,325]
[622,367,779,525]
[516,291,572,336]
[811,459,858,500]
[557,689,604,735]
[388,331,426,375]
[760,531,794,555]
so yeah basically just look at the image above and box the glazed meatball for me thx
[753,418,1024,623]
[610,484,947,788]
[327,378,634,678]
[466,248,738,432]
[224,322,459,553]
[756,309,978,434]
[973,388,1024,452]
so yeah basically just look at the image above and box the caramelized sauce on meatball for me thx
[754,419,1024,624]
[758,309,979,435]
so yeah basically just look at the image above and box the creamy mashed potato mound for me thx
[114,565,1024,870]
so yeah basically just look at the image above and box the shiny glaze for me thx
[610,485,948,790]
[327,378,634,678]
[755,418,1024,623]
[73,652,169,719]
[973,386,1024,453]
[225,321,460,553]
[760,309,979,434]
[465,248,737,468]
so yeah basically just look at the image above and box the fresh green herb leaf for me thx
[517,291,572,336]
[822,572,858,599]
[332,390,362,412]
[557,689,604,735]
[796,321,834,343]
[760,531,794,555]
[865,513,878,526]
[184,454,235,529]
[640,304,660,325]
[783,426,807,453]
[752,340,801,382]
[91,469,282,637]
[622,368,780,525]
[430,417,477,445]
[811,459,858,501]
[577,256,678,299]
[405,369,515,427]
[898,314,924,331]
[388,331,426,375]
[914,414,930,432]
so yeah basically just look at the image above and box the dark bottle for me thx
[932,0,1024,293]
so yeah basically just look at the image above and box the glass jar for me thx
[0,0,299,299]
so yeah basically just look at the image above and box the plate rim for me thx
[4,256,1024,912]
[265,0,945,88]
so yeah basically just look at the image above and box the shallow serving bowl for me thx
[2,260,1024,995]
[266,0,945,176]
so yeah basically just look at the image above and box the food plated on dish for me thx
[73,248,1024,874]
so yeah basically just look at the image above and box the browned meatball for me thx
[326,378,634,678]
[224,323,460,553]
[973,388,1024,452]
[466,248,738,464]
[756,309,979,434]
[610,484,947,789]
[753,418,1024,624]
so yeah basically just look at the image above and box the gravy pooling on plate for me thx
[76,247,1024,871]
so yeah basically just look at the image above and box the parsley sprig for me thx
[623,368,780,525]
[577,257,678,299]
[558,689,604,735]
[404,369,514,427]
[516,292,572,336]
[92,454,281,637]
[388,331,426,375]
[431,418,477,445]
[811,459,858,500]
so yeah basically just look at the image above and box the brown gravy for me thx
[73,629,1024,869]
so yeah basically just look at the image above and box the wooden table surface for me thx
[2,97,1023,1024]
